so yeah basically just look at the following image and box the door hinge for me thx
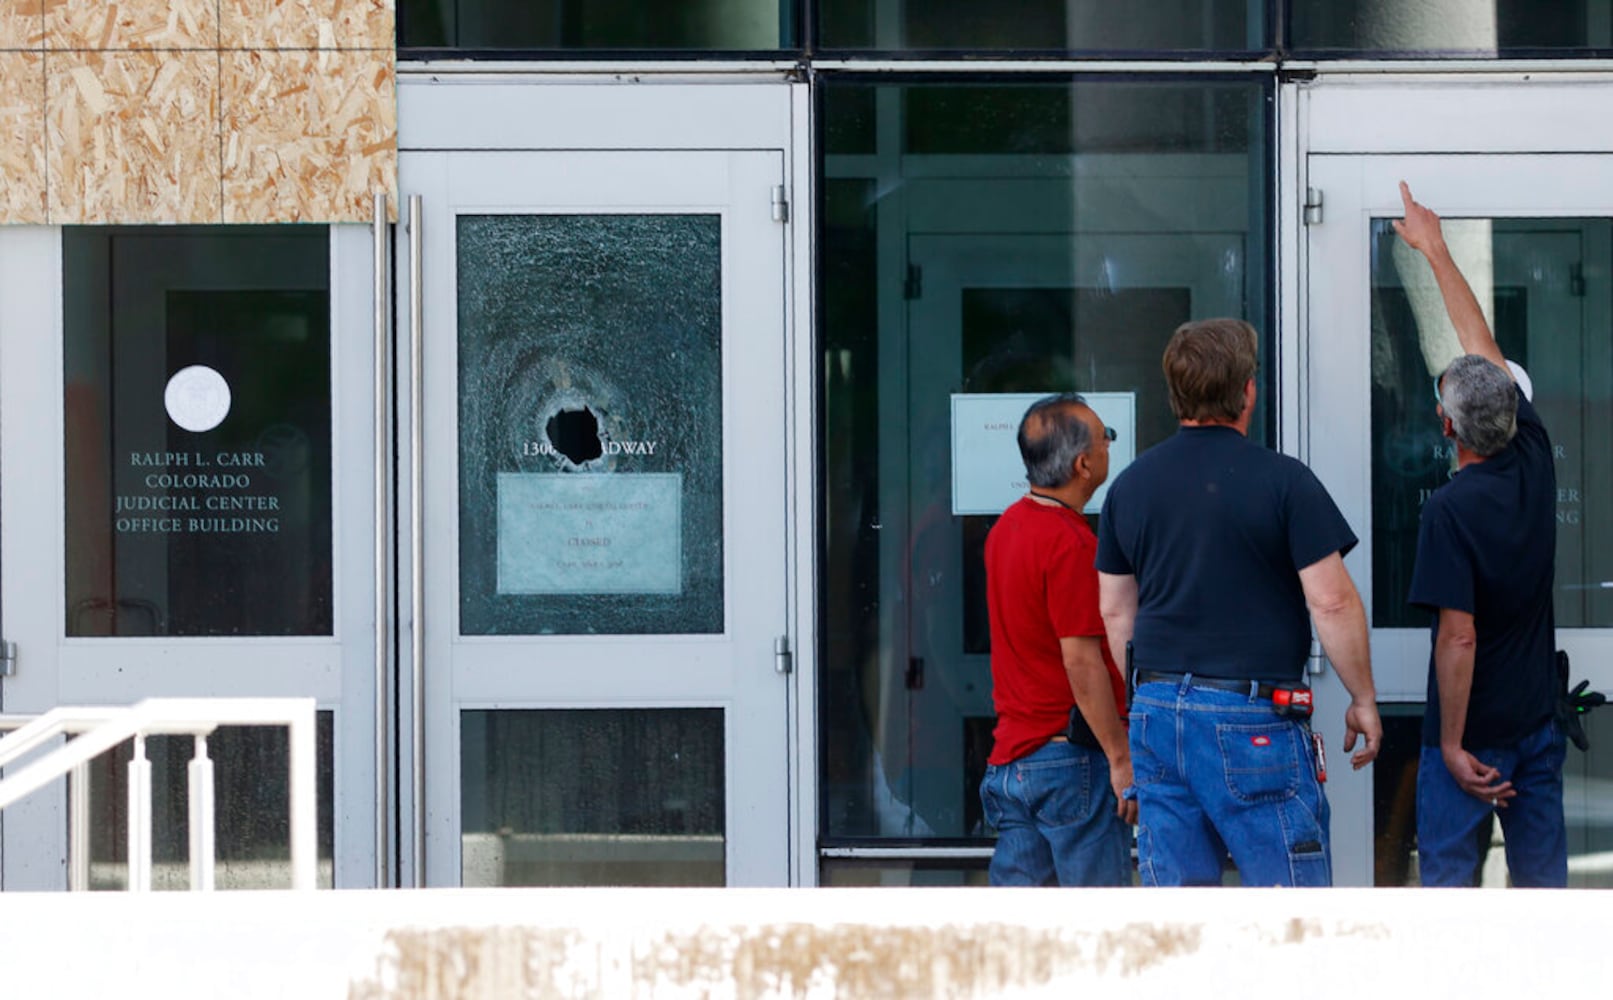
[774,635,793,674]
[903,264,923,300]
[1303,187,1324,226]
[1307,638,1325,677]
[0,640,16,677]
[770,185,790,223]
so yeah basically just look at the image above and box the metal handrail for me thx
[0,698,318,891]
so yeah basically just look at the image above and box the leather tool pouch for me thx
[1064,706,1104,750]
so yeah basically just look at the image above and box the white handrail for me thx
[0,698,318,891]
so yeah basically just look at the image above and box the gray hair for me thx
[1440,355,1517,457]
[1017,393,1092,488]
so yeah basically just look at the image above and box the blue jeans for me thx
[979,739,1131,886]
[1130,678,1331,886]
[1416,717,1567,888]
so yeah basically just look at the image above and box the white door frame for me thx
[1291,74,1613,885]
[0,225,382,889]
[395,76,811,886]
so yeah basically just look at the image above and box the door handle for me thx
[407,193,426,888]
[371,191,393,888]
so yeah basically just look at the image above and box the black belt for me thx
[1135,670,1301,701]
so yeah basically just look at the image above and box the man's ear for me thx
[1072,451,1091,480]
[1441,414,1455,439]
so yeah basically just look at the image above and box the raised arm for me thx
[1391,181,1510,377]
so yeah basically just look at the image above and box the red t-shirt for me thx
[985,496,1125,765]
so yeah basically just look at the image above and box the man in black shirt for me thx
[1097,318,1382,886]
[1397,182,1567,887]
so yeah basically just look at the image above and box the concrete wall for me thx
[0,886,1599,997]
[0,0,396,224]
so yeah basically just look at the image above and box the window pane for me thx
[399,0,791,50]
[817,0,1261,52]
[64,227,333,638]
[1369,218,1613,628]
[820,857,989,886]
[461,709,725,886]
[86,713,335,890]
[1290,1,1613,55]
[457,214,724,636]
[818,77,1273,840]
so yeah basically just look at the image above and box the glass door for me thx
[1306,153,1613,886]
[0,225,382,889]
[404,149,792,886]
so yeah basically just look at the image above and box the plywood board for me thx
[0,50,46,222]
[46,49,221,223]
[220,49,395,223]
[45,0,217,50]
[0,0,44,49]
[221,0,395,50]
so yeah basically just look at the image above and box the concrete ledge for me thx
[0,887,1602,997]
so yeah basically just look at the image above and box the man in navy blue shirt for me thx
[1396,182,1566,887]
[1097,318,1382,886]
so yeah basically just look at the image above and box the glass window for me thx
[64,228,333,638]
[461,708,725,886]
[399,0,794,51]
[86,713,335,890]
[818,0,1262,53]
[1290,1,1613,55]
[457,214,724,636]
[818,77,1273,844]
[1369,218,1612,628]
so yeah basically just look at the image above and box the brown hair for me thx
[1161,318,1259,422]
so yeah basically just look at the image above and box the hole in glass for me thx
[546,406,604,464]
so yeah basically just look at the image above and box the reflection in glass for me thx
[86,714,335,890]
[1290,1,1613,55]
[461,709,725,887]
[818,78,1272,845]
[1369,218,1613,628]
[63,228,333,637]
[458,214,723,636]
[399,0,790,50]
[818,0,1259,52]
[1374,704,1613,887]
[820,858,989,887]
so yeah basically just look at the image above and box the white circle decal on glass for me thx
[164,365,232,432]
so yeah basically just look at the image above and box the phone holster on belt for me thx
[1064,706,1104,750]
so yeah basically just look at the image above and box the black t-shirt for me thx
[1096,426,1358,682]
[1409,387,1556,749]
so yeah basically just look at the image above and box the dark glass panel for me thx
[818,0,1260,53]
[461,708,725,886]
[1290,0,1613,55]
[63,227,333,638]
[818,77,1273,840]
[399,0,790,51]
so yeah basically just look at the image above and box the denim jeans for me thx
[1130,678,1331,887]
[979,738,1131,886]
[1416,717,1567,888]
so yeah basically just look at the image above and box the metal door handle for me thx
[407,193,426,888]
[371,191,393,888]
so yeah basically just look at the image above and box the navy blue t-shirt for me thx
[1408,387,1556,749]
[1096,426,1358,682]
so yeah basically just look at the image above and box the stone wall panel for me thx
[220,49,395,223]
[46,49,221,223]
[0,50,46,222]
[221,0,395,50]
[45,0,218,50]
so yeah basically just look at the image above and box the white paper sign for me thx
[950,392,1136,516]
[497,472,682,594]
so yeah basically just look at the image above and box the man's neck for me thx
[1179,414,1251,436]
[1028,482,1093,512]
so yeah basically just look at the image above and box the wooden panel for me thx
[45,0,217,50]
[221,0,395,50]
[46,50,221,223]
[0,0,44,49]
[0,50,46,222]
[220,49,395,223]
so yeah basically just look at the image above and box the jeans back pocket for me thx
[1215,721,1300,803]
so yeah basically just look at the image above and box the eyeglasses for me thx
[1102,426,1118,442]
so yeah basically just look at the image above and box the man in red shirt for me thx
[980,392,1137,885]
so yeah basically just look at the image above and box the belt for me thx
[1135,670,1300,701]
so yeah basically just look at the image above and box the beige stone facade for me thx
[0,0,395,224]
